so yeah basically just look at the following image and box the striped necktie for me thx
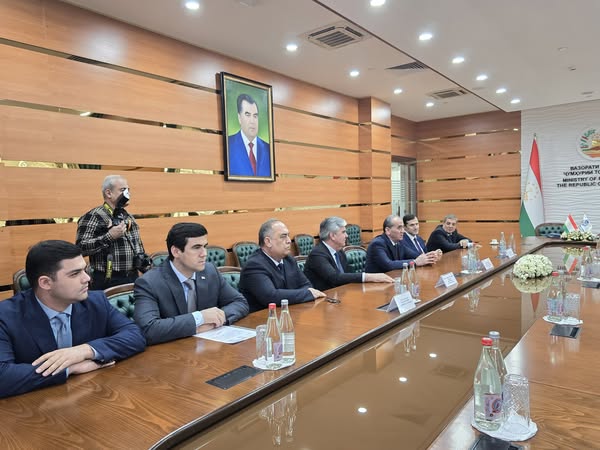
[183,278,196,313]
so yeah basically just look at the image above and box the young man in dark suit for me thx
[304,217,392,291]
[402,214,442,261]
[0,240,145,399]
[239,219,326,312]
[133,223,249,345]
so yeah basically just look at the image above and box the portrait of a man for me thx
[228,94,271,177]
[220,72,275,182]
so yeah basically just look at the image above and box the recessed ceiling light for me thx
[79,111,92,117]
[510,98,521,104]
[513,128,519,131]
[184,1,200,10]
[286,43,298,52]
[426,102,434,108]
[399,377,408,383]
[557,46,568,52]
[349,69,360,77]
[452,56,465,64]
[496,87,507,94]
[429,353,437,358]
[419,32,433,41]
[370,0,386,6]
[357,407,368,413]
[476,74,488,81]
[394,88,403,95]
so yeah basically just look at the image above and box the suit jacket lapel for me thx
[23,292,59,355]
[161,263,188,315]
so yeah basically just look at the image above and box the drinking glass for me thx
[256,325,267,361]
[394,277,405,294]
[503,374,531,434]
[564,293,580,323]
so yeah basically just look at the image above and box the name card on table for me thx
[435,272,458,288]
[481,258,494,271]
[506,248,516,258]
[386,291,417,314]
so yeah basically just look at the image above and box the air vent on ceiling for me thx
[428,88,469,100]
[302,21,370,50]
[387,61,428,71]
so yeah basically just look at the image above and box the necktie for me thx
[248,142,257,175]
[414,237,424,254]
[394,244,400,260]
[334,252,344,273]
[52,313,72,349]
[184,278,196,313]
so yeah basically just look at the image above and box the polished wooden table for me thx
[1,239,597,449]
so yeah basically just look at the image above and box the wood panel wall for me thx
[0,0,392,295]
[410,111,522,245]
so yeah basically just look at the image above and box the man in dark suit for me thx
[304,217,393,291]
[402,214,443,261]
[133,223,249,345]
[239,219,326,312]
[426,214,472,253]
[0,240,145,399]
[227,93,272,177]
[366,215,437,273]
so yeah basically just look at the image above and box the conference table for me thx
[1,238,598,449]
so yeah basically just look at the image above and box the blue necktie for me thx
[334,252,344,273]
[414,237,424,254]
[52,313,72,349]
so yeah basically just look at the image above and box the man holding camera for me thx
[76,175,149,290]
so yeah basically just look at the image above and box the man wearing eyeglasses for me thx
[76,175,147,289]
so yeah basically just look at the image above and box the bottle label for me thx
[484,393,502,420]
[272,341,283,361]
[411,283,420,298]
[282,333,295,353]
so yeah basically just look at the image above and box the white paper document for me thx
[195,325,256,344]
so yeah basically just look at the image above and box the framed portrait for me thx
[220,72,275,182]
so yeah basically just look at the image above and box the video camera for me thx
[112,190,130,227]
[133,253,153,273]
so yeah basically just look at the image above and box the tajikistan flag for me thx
[519,137,544,236]
[564,214,578,233]
[563,253,578,273]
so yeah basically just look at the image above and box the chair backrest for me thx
[346,224,362,246]
[232,241,259,268]
[343,245,367,274]
[104,283,136,320]
[294,255,308,272]
[207,245,227,268]
[294,234,315,256]
[218,266,242,292]
[12,269,31,293]
[534,223,564,237]
[150,251,169,268]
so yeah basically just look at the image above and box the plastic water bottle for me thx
[488,331,507,386]
[265,303,283,369]
[408,261,420,299]
[581,246,593,279]
[508,233,516,253]
[498,232,507,258]
[279,299,295,364]
[474,337,503,431]
[467,243,478,273]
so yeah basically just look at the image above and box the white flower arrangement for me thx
[512,254,553,280]
[560,230,597,241]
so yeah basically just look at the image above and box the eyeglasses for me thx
[326,297,341,304]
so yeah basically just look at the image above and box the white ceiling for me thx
[61,0,600,122]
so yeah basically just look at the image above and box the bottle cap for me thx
[409,261,415,266]
[488,331,500,338]
[481,337,493,346]
[551,271,559,276]
[268,303,276,309]
[281,299,289,306]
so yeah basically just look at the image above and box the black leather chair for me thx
[104,283,135,320]
[293,234,315,256]
[232,241,259,268]
[12,269,31,293]
[534,223,564,238]
[150,251,169,268]
[343,245,367,273]
[346,224,362,246]
[218,266,242,292]
[207,245,227,268]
